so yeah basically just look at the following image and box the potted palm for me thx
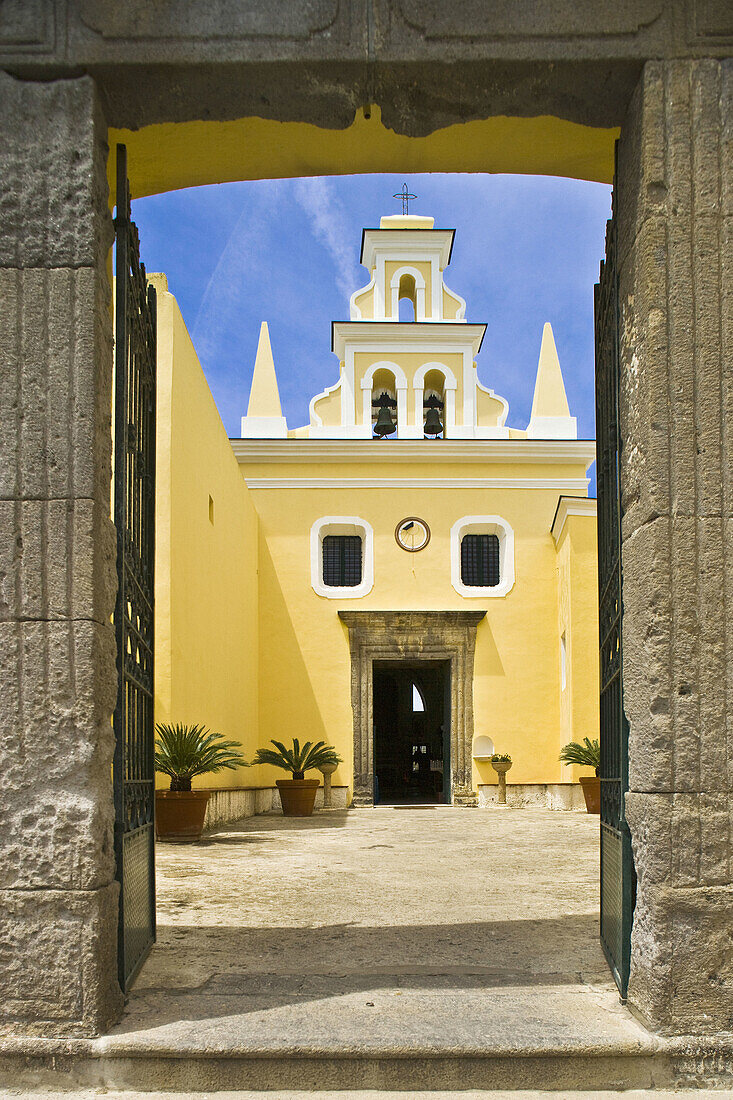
[155,723,250,841]
[559,737,601,814]
[253,738,342,817]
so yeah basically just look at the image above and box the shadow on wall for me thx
[253,535,337,782]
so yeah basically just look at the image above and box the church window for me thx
[311,516,374,599]
[322,535,362,588]
[460,533,500,587]
[450,516,515,598]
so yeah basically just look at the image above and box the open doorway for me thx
[373,661,450,804]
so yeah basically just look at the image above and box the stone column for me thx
[0,74,122,1034]
[617,60,732,1034]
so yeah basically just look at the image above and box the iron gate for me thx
[113,144,157,992]
[594,160,636,1000]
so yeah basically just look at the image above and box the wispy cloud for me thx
[293,177,360,303]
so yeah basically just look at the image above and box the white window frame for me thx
[310,516,374,599]
[450,515,515,598]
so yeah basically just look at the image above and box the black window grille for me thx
[461,533,500,587]
[323,535,362,587]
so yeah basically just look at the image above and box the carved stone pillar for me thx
[617,59,732,1035]
[0,73,122,1034]
[339,611,485,806]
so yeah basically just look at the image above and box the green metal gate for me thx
[113,144,157,992]
[594,161,636,1000]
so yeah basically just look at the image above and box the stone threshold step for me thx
[1,1036,732,1094]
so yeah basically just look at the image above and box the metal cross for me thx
[393,182,417,215]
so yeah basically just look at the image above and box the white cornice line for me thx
[551,495,598,544]
[332,322,487,358]
[245,477,591,491]
[231,438,597,469]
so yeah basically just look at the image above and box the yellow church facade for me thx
[151,213,599,811]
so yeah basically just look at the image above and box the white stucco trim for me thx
[526,414,578,440]
[240,415,288,439]
[310,516,374,599]
[231,439,597,466]
[450,515,515,598]
[551,495,597,545]
[388,265,426,321]
[309,376,343,428]
[442,280,467,321]
[349,272,376,320]
[248,477,590,491]
[475,377,509,428]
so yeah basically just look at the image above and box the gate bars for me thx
[594,157,636,1000]
[113,144,157,992]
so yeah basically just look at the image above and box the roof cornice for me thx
[332,321,486,356]
[360,227,455,269]
[551,495,598,544]
[231,438,597,472]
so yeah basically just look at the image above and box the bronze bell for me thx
[372,391,397,437]
[423,394,444,436]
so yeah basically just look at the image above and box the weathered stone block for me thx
[0,498,116,624]
[0,72,110,270]
[0,267,114,506]
[626,792,732,890]
[0,619,117,795]
[628,880,733,1034]
[0,883,122,1036]
[623,517,733,793]
[0,790,115,892]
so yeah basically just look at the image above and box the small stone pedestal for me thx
[491,759,512,806]
[318,761,338,809]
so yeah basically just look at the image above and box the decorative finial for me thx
[393,182,417,215]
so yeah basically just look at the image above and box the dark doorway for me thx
[373,661,450,804]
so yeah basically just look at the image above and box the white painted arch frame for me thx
[360,360,408,436]
[389,265,426,320]
[413,360,458,438]
[310,516,374,599]
[450,515,515,598]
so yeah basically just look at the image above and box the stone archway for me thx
[339,611,485,806]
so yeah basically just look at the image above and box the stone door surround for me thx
[339,610,486,806]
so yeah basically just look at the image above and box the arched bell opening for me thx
[397,273,417,322]
[371,367,398,438]
[422,368,447,439]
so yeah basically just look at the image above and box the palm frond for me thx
[253,738,342,776]
[155,723,250,785]
[559,737,601,770]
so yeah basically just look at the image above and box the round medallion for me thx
[395,516,431,552]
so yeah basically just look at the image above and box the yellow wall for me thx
[555,512,601,781]
[152,284,600,802]
[243,466,596,796]
[152,275,259,790]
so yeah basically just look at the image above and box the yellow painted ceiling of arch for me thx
[108,105,618,200]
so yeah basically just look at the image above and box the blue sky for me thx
[132,173,611,456]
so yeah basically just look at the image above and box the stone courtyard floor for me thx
[127,804,618,1038]
[6,806,733,1093]
[97,805,669,1090]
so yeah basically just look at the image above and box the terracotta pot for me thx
[156,789,211,841]
[579,775,601,814]
[277,778,320,817]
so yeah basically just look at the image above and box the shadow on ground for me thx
[118,912,610,1034]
